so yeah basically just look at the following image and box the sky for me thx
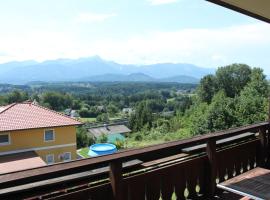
[0,0,270,73]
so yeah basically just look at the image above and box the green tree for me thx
[41,92,73,111]
[78,108,91,118]
[216,64,252,98]
[185,91,236,135]
[72,99,82,110]
[107,103,118,116]
[97,134,108,143]
[76,127,95,148]
[197,75,217,103]
[160,90,171,99]
[155,118,171,134]
[30,93,40,102]
[113,139,125,149]
[7,90,29,103]
[96,113,109,122]
[129,101,153,131]
[235,68,269,125]
[206,91,236,132]
[184,102,209,135]
[0,95,7,105]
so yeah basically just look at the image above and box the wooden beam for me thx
[109,161,123,200]
[206,138,217,197]
[258,128,267,167]
[206,0,270,24]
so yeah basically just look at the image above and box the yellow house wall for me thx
[36,146,77,163]
[0,126,77,163]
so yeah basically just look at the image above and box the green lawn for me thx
[109,117,121,120]
[80,117,96,123]
[79,116,122,123]
[167,97,175,102]
[78,147,90,158]
[126,139,165,148]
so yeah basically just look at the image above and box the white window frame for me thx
[62,152,71,162]
[44,129,55,142]
[0,133,10,146]
[46,154,54,165]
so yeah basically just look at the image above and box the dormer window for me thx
[44,129,55,142]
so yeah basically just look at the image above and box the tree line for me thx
[0,64,268,148]
[127,64,269,147]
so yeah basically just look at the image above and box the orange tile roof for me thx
[0,102,82,132]
[0,151,46,174]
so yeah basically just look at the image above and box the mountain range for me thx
[0,56,215,84]
[80,73,200,83]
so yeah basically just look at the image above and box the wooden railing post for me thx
[109,161,124,200]
[206,138,217,197]
[259,127,267,167]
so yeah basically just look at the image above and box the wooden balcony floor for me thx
[215,191,248,200]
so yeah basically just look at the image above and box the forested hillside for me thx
[0,63,268,149]
[127,64,269,146]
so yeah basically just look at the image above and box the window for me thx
[61,152,71,162]
[0,133,10,145]
[46,154,54,164]
[44,129,55,142]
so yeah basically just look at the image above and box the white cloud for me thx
[147,0,178,6]
[0,30,83,63]
[91,23,270,71]
[0,22,270,73]
[75,12,117,23]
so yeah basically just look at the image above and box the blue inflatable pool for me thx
[88,143,117,157]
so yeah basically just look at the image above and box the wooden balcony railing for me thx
[0,122,269,200]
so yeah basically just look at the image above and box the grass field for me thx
[79,116,122,123]
[80,117,96,122]
[167,97,175,102]
[78,147,90,158]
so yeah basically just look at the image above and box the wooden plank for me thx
[160,169,174,200]
[182,132,255,153]
[141,153,188,167]
[145,176,161,200]
[0,159,142,196]
[109,161,123,200]
[48,183,114,200]
[174,167,186,200]
[125,155,207,200]
[218,167,270,200]
[126,175,146,200]
[216,139,259,183]
[206,138,217,197]
[186,163,199,199]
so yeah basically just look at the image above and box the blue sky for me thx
[0,0,270,73]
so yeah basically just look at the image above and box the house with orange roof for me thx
[0,101,82,166]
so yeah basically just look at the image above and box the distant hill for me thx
[160,75,199,83]
[0,56,214,84]
[82,73,199,83]
[0,84,31,93]
[81,73,156,82]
